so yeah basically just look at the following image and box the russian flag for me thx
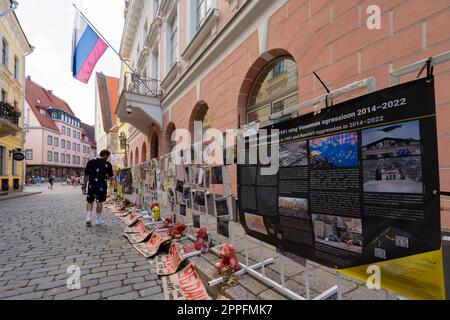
[72,12,108,84]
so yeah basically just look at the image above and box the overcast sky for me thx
[16,0,124,126]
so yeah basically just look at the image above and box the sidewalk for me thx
[0,189,41,202]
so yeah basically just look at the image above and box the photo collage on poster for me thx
[238,78,441,269]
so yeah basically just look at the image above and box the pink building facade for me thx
[117,0,450,229]
[24,76,95,179]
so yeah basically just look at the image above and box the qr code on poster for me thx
[395,236,409,248]
[374,248,386,260]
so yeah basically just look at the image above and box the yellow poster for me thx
[339,249,446,300]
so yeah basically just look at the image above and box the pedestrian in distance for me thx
[82,149,114,227]
[48,175,55,189]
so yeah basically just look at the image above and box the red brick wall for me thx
[161,0,450,229]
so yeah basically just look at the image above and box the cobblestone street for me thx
[0,184,163,300]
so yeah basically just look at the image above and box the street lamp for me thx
[0,1,18,19]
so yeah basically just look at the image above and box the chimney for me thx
[27,75,31,81]
[47,90,53,95]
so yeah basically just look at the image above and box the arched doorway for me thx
[165,122,176,153]
[135,147,139,165]
[151,132,159,159]
[129,151,133,168]
[189,101,210,141]
[141,142,147,163]
[245,55,298,126]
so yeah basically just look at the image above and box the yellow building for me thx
[0,0,32,193]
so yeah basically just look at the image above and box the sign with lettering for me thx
[156,242,184,276]
[132,233,171,258]
[238,78,441,269]
[162,263,211,300]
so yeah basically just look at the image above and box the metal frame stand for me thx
[390,51,450,86]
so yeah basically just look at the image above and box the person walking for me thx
[82,150,114,227]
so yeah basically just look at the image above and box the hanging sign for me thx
[13,152,25,161]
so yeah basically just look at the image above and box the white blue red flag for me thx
[71,12,108,84]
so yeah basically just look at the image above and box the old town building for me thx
[0,0,32,193]
[23,77,95,179]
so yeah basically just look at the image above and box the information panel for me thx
[238,78,441,269]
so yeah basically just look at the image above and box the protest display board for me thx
[120,168,133,195]
[162,263,211,300]
[156,242,185,276]
[238,78,441,270]
[133,233,171,258]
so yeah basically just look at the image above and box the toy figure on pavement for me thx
[194,227,210,253]
[170,223,186,239]
[151,201,161,222]
[215,243,240,274]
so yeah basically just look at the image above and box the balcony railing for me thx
[0,102,20,126]
[123,73,162,98]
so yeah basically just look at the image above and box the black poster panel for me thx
[238,78,441,269]
[122,168,133,195]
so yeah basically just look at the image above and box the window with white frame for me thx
[1,37,9,67]
[152,49,159,80]
[12,158,17,176]
[25,149,33,160]
[66,154,70,164]
[67,141,71,150]
[47,135,53,146]
[54,152,59,163]
[14,56,20,80]
[54,137,59,148]
[77,156,80,165]
[153,0,159,17]
[0,146,5,175]
[61,139,65,149]
[47,151,53,162]
[168,12,178,67]
[72,155,76,165]
[229,0,238,12]
[72,143,76,151]
[1,89,7,103]
[67,128,71,137]
[196,0,212,29]
[61,126,66,135]
[61,153,65,163]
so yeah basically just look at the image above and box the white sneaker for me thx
[95,219,105,226]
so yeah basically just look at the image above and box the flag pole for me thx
[72,3,135,74]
